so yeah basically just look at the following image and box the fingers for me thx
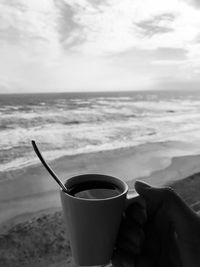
[114,202,146,256]
[117,219,145,254]
[112,224,138,267]
[135,181,200,243]
[112,201,146,267]
[119,201,146,253]
[136,222,160,267]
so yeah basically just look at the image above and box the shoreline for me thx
[1,139,200,182]
[1,140,200,229]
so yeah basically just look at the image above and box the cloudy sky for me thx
[0,0,200,93]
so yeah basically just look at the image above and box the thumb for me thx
[135,181,199,240]
[134,181,165,217]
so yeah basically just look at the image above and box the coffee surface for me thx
[68,181,122,199]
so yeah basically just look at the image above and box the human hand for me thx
[112,181,200,267]
[112,194,147,267]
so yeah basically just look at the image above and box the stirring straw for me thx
[31,140,68,192]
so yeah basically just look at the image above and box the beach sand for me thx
[1,140,200,266]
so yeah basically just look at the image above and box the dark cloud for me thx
[54,0,86,49]
[135,13,175,37]
[54,0,80,41]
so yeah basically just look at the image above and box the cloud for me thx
[155,47,187,60]
[111,47,187,65]
[86,0,109,9]
[135,13,175,37]
[0,1,58,42]
[184,0,200,8]
[55,0,79,39]
[155,79,200,91]
[192,0,200,8]
[0,0,200,93]
[54,0,85,49]
[0,25,20,43]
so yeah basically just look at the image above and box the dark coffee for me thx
[67,181,122,199]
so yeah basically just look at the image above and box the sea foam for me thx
[1,91,200,176]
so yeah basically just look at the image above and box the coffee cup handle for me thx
[125,190,145,209]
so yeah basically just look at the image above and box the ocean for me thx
[1,90,200,175]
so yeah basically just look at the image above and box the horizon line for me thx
[0,88,196,96]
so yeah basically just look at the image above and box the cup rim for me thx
[60,173,128,201]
